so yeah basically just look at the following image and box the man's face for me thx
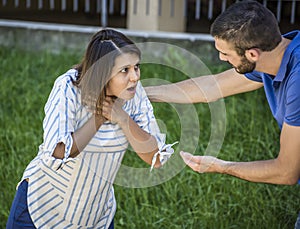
[215,38,256,74]
[235,55,256,74]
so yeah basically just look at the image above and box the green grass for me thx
[0,46,299,228]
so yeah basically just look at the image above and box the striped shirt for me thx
[20,69,174,228]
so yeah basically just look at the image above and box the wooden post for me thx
[127,0,186,32]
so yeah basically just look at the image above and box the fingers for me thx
[180,151,217,173]
[104,95,116,103]
[180,151,201,163]
[103,96,124,111]
[180,151,202,172]
[102,96,126,123]
[180,151,192,164]
[105,96,124,104]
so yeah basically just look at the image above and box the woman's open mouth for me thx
[127,85,136,93]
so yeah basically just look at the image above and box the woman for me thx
[7,29,175,228]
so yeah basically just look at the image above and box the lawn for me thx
[0,46,298,228]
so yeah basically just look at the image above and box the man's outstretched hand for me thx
[180,151,224,174]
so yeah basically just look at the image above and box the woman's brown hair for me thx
[73,29,141,114]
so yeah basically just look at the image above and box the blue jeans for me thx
[6,180,115,229]
[6,180,35,229]
[295,212,300,229]
[109,219,114,229]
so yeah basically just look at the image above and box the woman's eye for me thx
[120,68,128,73]
[134,64,140,71]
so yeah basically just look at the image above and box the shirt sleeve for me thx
[42,75,77,167]
[244,71,264,82]
[129,82,177,171]
[284,71,300,126]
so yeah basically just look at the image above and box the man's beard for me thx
[234,55,256,74]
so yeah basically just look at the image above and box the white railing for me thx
[0,0,299,27]
[192,0,298,24]
[1,0,127,27]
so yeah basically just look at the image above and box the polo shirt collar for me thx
[275,30,300,82]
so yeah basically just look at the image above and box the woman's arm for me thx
[44,74,108,161]
[52,114,106,159]
[117,114,160,167]
[102,96,161,168]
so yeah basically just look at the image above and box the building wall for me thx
[0,0,299,34]
[0,20,219,65]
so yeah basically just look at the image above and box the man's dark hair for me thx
[210,0,282,56]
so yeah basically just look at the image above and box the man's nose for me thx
[219,53,227,61]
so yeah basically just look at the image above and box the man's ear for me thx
[245,48,261,62]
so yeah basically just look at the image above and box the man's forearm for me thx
[220,124,300,185]
[145,81,205,103]
[181,151,299,185]
[145,69,263,104]
[220,159,298,185]
[145,74,225,104]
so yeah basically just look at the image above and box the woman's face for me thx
[106,53,140,100]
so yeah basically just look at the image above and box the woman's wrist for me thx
[94,114,107,129]
[115,110,129,127]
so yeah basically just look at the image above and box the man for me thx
[145,1,300,228]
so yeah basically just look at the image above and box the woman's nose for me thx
[129,69,140,81]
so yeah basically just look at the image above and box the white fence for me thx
[0,0,299,28]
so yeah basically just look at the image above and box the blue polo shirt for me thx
[245,30,300,128]
[245,30,300,184]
